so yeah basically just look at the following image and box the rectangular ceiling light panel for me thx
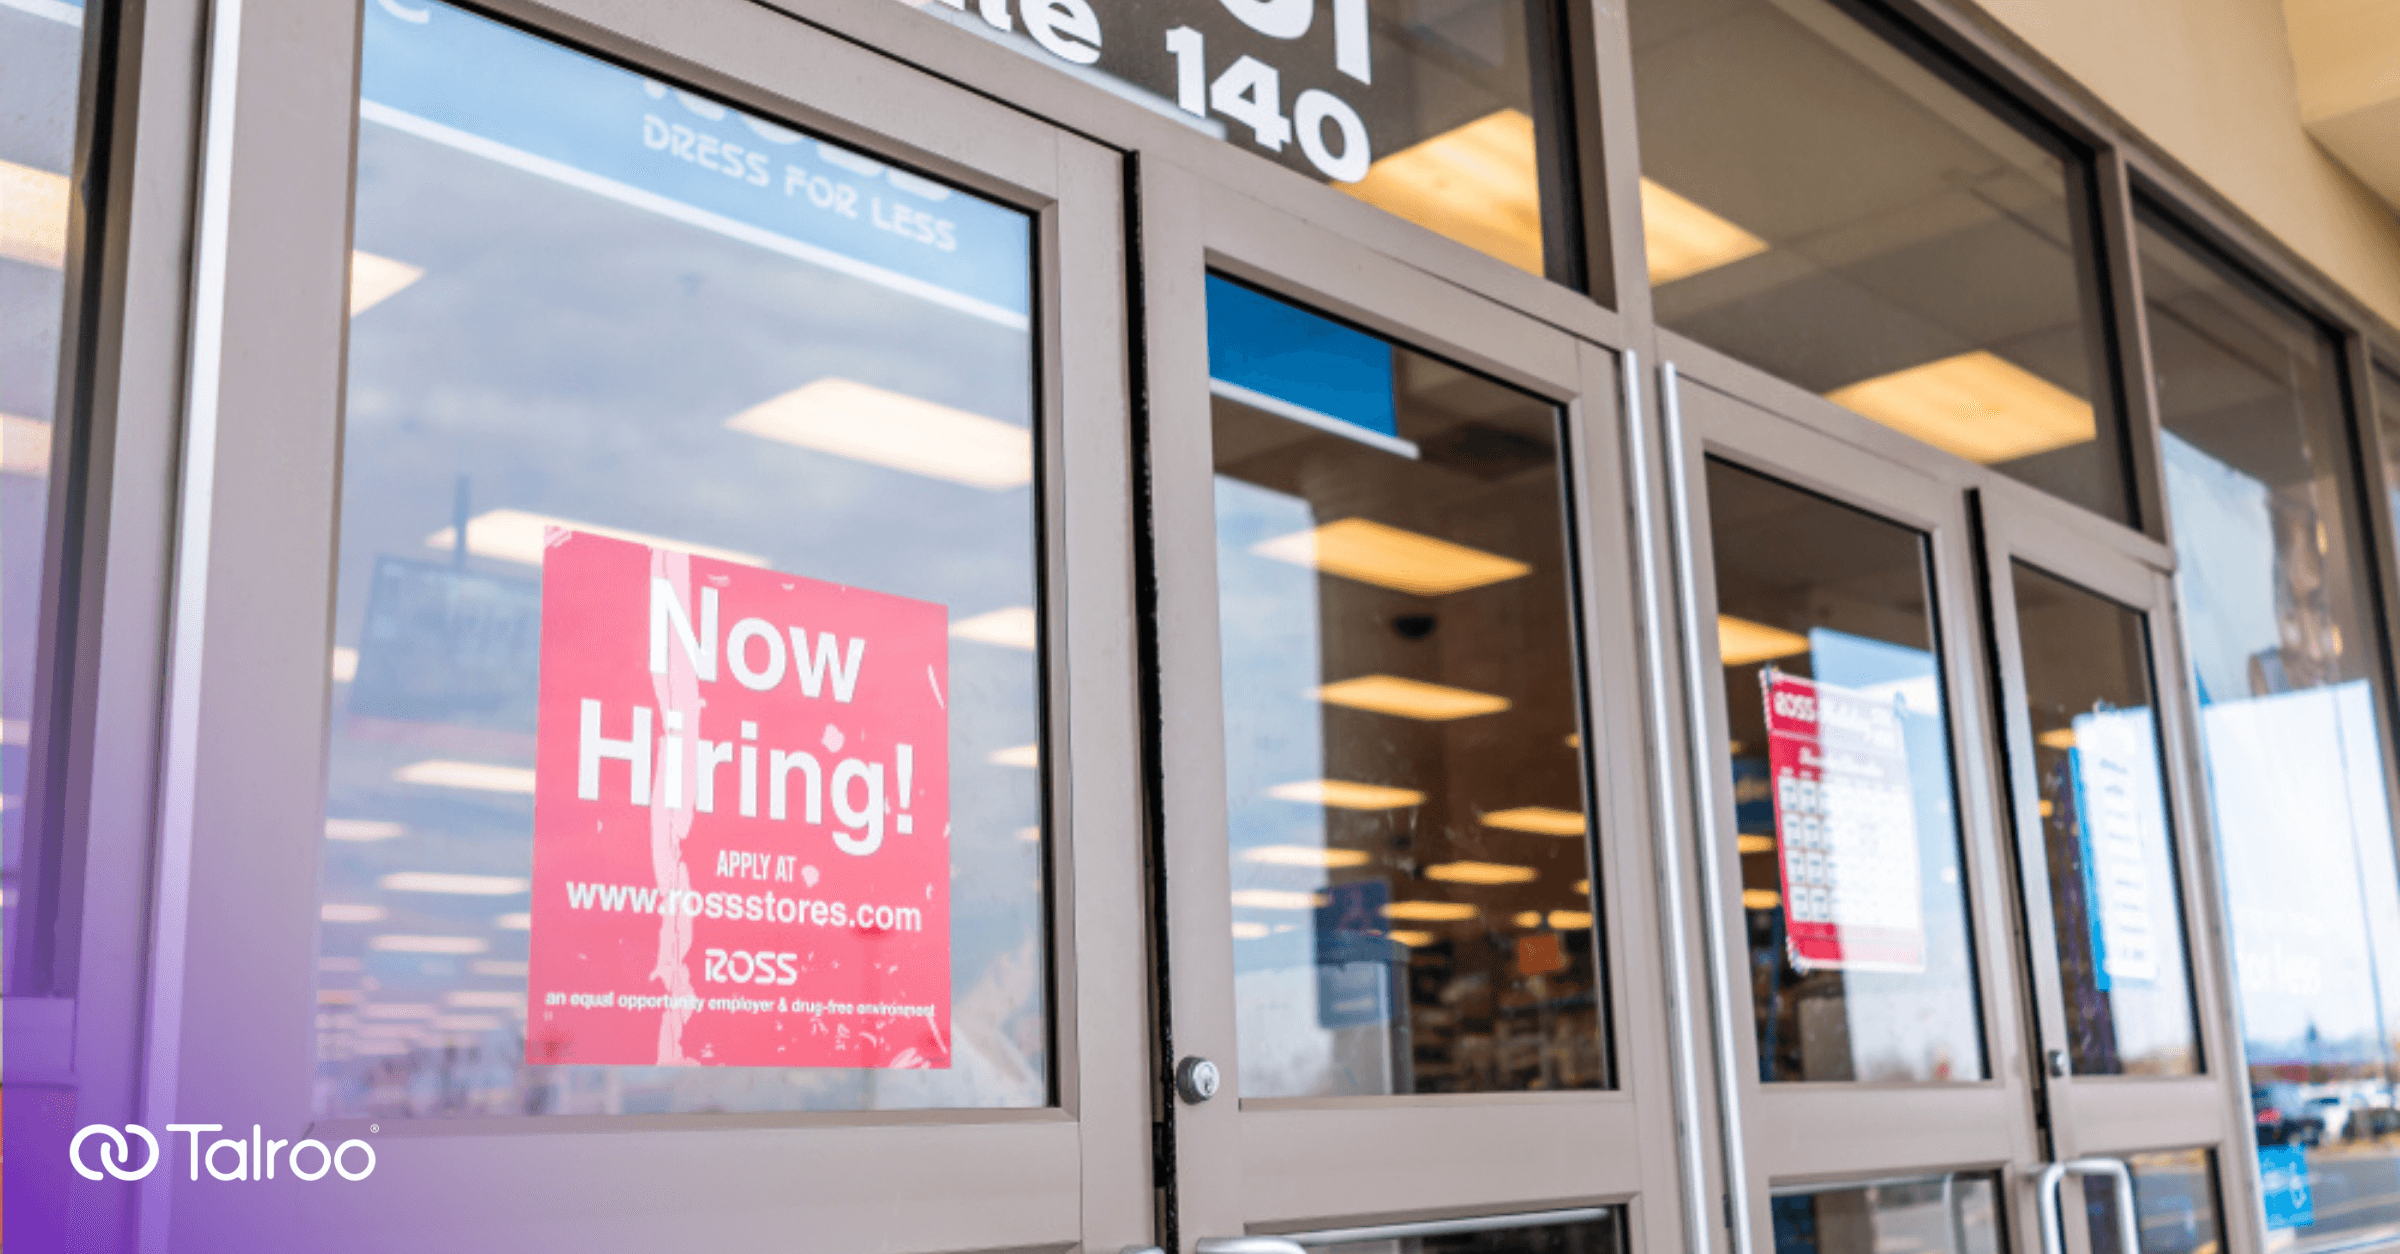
[371,935,490,955]
[379,872,532,896]
[950,606,1038,650]
[1267,779,1428,810]
[0,160,68,269]
[1425,861,1539,885]
[326,818,406,842]
[394,759,539,794]
[1315,674,1511,721]
[425,508,767,569]
[1243,845,1372,868]
[1826,351,2096,465]
[1231,889,1330,910]
[1717,615,1809,668]
[727,378,1032,489]
[1381,900,1479,922]
[350,250,426,315]
[2,413,52,477]
[1481,806,1586,836]
[1642,178,1769,286]
[1341,109,1544,277]
[1254,518,1531,596]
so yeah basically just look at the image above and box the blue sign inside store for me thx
[2259,1145,2314,1231]
[1206,275,1400,444]
[1315,879,1395,1029]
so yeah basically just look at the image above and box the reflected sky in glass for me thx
[0,0,85,990]
[2009,563,2198,1076]
[317,0,1047,1117]
[1209,276,1605,1098]
[1707,460,1984,1083]
[2142,212,2400,1251]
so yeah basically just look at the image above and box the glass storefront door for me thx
[1976,476,2251,1254]
[1140,157,1686,1252]
[149,0,1150,1246]
[1660,331,2253,1254]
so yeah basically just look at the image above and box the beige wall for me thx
[1981,0,2400,335]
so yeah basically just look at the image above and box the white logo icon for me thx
[69,1124,375,1182]
[69,1124,161,1181]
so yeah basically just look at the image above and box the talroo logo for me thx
[70,1124,375,1182]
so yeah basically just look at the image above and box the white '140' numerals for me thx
[1211,55,1292,151]
[1164,27,1371,183]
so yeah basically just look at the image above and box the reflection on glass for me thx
[1,0,84,986]
[1629,0,2127,522]
[1770,1174,2000,1254]
[1706,460,1983,1083]
[2081,1149,2221,1254]
[908,0,1583,281]
[1208,275,1604,1098]
[317,0,1046,1116]
[2140,211,2400,1252]
[2010,563,2198,1075]
[1312,1211,1622,1254]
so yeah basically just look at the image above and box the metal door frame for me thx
[143,0,1151,1246]
[1137,152,1690,1254]
[1658,326,2049,1254]
[1975,471,2262,1254]
[1658,323,2265,1254]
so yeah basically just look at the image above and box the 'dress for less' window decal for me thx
[526,530,953,1068]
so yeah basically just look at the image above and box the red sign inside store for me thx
[1761,671,1927,974]
[525,530,952,1068]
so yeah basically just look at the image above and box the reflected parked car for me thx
[2256,1086,2318,1147]
[2303,1095,2354,1142]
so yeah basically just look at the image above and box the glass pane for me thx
[1310,1211,1623,1254]
[2139,211,2400,1251]
[1,0,85,983]
[1771,1174,2001,1254]
[2080,1149,2222,1254]
[1629,0,2128,522]
[317,0,1047,1116]
[1706,460,1984,1082]
[905,0,1585,282]
[2010,563,2199,1075]
[1209,275,1605,1098]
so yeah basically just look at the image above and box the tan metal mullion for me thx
[1570,0,1651,330]
[2144,565,2269,1254]
[1654,367,1772,1254]
[1971,496,2077,1164]
[48,0,217,1247]
[2341,336,2400,892]
[2093,148,2173,548]
[1568,341,1705,1254]
[1052,136,1161,1250]
[1620,349,1736,1254]
[1921,465,2057,1254]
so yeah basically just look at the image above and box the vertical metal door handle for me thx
[1195,1240,1308,1254]
[2037,1158,2141,1254]
[1658,360,1756,1254]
